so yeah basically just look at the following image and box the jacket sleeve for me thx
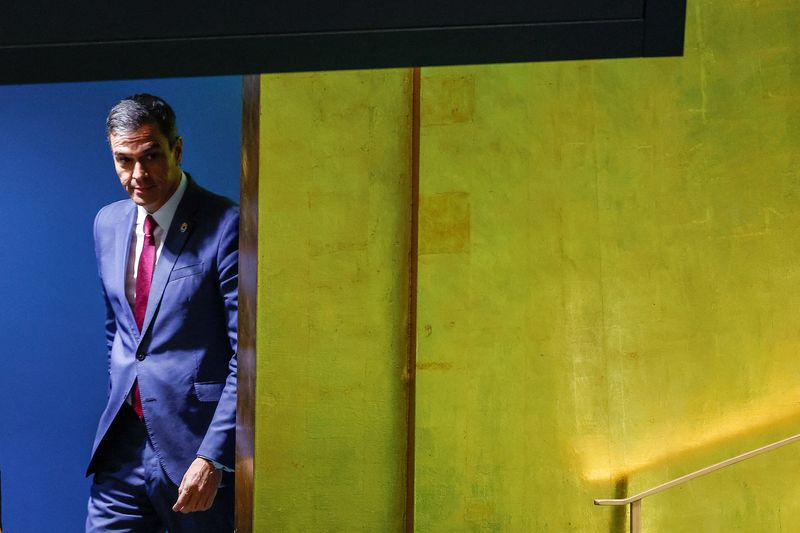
[196,207,239,469]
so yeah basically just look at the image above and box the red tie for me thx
[132,214,157,417]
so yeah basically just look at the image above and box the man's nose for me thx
[132,160,148,179]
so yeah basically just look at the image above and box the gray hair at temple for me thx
[106,93,180,146]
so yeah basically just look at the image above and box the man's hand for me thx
[172,457,223,513]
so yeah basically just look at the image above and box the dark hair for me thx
[106,93,179,146]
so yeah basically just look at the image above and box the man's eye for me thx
[116,157,131,164]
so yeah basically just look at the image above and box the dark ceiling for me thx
[1,0,687,84]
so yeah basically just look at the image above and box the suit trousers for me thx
[86,406,234,532]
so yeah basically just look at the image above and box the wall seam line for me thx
[405,66,421,533]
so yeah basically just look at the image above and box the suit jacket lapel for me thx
[138,178,201,342]
[117,203,139,336]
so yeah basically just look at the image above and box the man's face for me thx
[109,122,183,213]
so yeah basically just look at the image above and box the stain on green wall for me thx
[415,0,800,531]
[254,70,413,532]
[420,192,471,255]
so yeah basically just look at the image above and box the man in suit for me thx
[86,94,237,532]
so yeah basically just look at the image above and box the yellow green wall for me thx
[255,70,413,531]
[255,0,800,530]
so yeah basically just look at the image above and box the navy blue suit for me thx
[87,177,237,530]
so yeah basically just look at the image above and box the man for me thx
[86,94,237,532]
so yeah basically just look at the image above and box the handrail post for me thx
[630,500,641,533]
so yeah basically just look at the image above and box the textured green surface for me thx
[415,0,800,531]
[251,1,800,530]
[253,70,412,532]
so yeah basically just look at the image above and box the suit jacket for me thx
[87,176,238,486]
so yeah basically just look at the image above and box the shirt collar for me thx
[136,172,188,231]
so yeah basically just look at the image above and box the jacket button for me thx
[136,352,146,361]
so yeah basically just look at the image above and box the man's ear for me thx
[173,136,184,164]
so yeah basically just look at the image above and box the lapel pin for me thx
[180,222,189,233]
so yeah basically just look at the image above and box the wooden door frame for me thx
[234,71,422,533]
[236,75,260,533]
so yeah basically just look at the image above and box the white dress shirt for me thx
[125,173,188,307]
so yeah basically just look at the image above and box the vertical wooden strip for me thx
[236,74,260,533]
[405,66,421,533]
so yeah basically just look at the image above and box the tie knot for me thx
[143,215,157,241]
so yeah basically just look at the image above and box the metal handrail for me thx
[594,432,800,532]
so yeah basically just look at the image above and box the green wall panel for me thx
[251,1,800,531]
[415,0,800,531]
[254,70,413,532]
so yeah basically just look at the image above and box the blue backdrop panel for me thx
[0,76,241,532]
